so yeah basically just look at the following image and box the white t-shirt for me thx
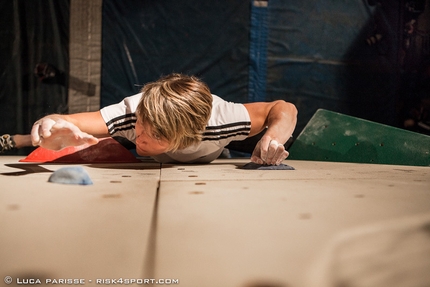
[100,94,251,163]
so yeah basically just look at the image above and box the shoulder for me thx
[117,93,142,112]
[99,93,141,139]
[203,95,251,142]
[100,93,141,120]
[208,95,250,126]
[101,93,141,112]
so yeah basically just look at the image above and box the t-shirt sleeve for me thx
[203,95,251,145]
[99,93,141,142]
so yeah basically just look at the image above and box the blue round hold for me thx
[48,166,93,185]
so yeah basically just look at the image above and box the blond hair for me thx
[136,74,213,151]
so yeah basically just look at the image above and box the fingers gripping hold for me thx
[250,137,290,166]
[31,118,59,146]
[265,140,287,165]
[31,117,99,150]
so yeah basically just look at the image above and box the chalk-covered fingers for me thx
[31,117,56,146]
[250,137,267,165]
[250,137,290,165]
[265,139,289,165]
[31,116,98,150]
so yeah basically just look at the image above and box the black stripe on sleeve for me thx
[202,132,250,141]
[202,121,251,141]
[106,113,137,135]
[204,121,251,130]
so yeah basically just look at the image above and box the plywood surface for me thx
[0,157,160,282]
[1,156,429,287]
[155,160,430,287]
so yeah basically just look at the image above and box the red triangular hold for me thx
[20,138,140,163]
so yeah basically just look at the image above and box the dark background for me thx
[1,0,429,155]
